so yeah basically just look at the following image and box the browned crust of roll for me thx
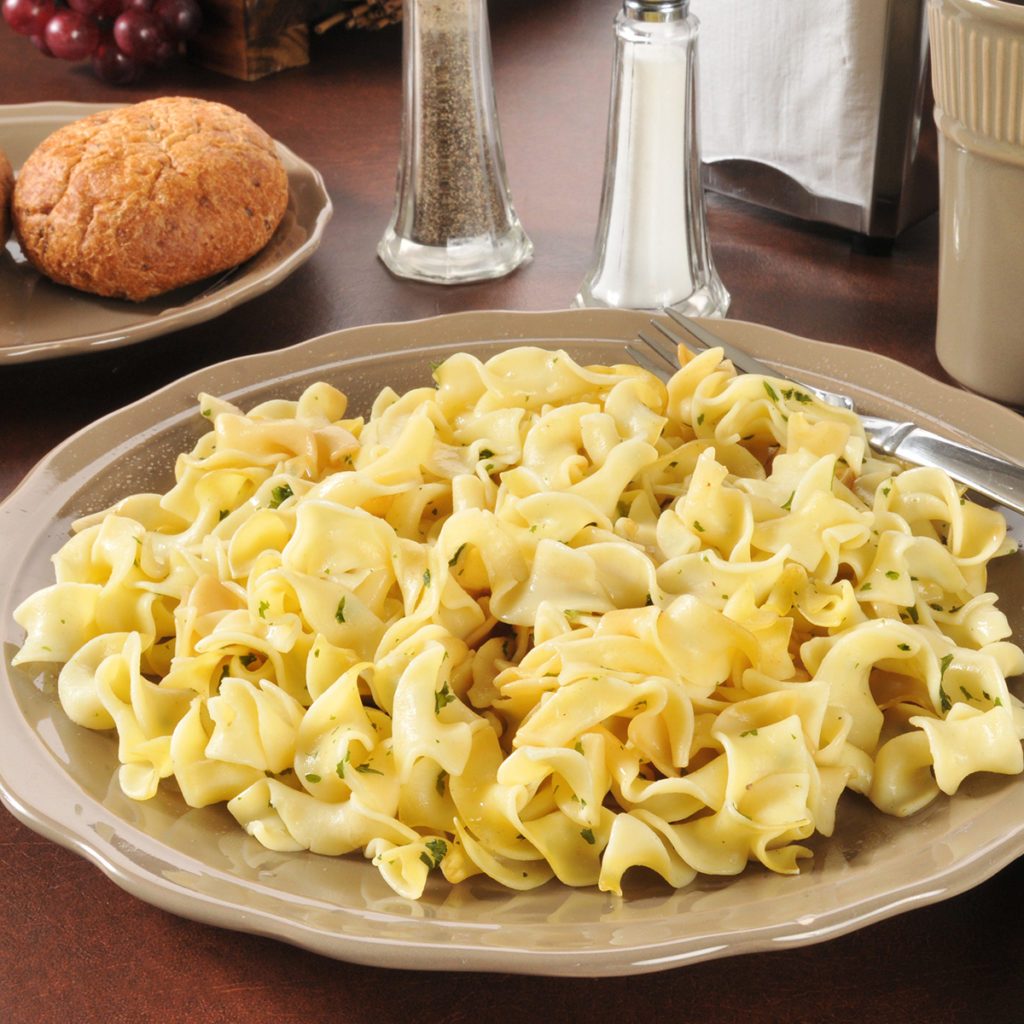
[0,148,12,246]
[12,97,290,302]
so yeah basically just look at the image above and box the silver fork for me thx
[628,308,1024,517]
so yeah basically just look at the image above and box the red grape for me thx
[29,30,54,56]
[92,39,141,84]
[2,0,55,37]
[155,0,200,41]
[6,0,199,81]
[112,9,165,62]
[44,9,100,61]
[67,0,122,18]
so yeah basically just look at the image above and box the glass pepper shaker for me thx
[378,0,533,284]
[575,0,729,315]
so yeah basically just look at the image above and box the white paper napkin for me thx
[691,0,891,211]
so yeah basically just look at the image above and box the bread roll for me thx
[13,97,290,301]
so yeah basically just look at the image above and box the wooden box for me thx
[190,1,401,81]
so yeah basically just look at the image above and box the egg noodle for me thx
[13,344,1024,898]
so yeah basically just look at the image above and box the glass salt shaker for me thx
[575,0,729,315]
[377,0,533,284]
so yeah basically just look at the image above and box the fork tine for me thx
[664,308,732,353]
[662,308,779,380]
[636,329,681,369]
[627,337,674,382]
[649,319,704,361]
[659,309,854,410]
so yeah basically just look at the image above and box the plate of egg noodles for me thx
[1,308,1022,976]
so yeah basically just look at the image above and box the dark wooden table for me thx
[1,3,1021,1022]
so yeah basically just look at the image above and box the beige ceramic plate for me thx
[1,309,1021,976]
[0,101,332,364]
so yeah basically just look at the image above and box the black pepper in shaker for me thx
[378,0,533,283]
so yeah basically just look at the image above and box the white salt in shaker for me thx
[575,0,729,315]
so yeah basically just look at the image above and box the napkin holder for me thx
[692,0,937,246]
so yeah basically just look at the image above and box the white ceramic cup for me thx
[929,0,1024,404]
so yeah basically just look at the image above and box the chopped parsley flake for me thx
[355,763,383,775]
[783,389,812,404]
[692,520,706,533]
[448,543,468,567]
[434,681,456,715]
[696,413,705,426]
[740,728,759,737]
[936,655,955,712]
[257,600,269,619]
[423,568,432,587]
[305,773,321,784]
[763,381,780,402]
[419,838,448,870]
[580,828,596,845]
[269,483,293,509]
[905,605,920,624]
[479,448,494,459]
[336,752,350,779]
[885,570,900,580]
[782,491,794,512]
[435,770,448,795]
[335,597,346,623]
[960,685,975,701]
[897,643,911,652]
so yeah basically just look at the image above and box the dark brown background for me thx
[1,2,1021,1022]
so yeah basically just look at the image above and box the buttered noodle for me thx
[13,344,1024,897]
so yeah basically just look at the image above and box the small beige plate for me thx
[0,101,332,364]
[1,310,1021,977]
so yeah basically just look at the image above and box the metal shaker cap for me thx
[624,0,688,22]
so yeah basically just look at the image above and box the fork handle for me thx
[891,428,1024,518]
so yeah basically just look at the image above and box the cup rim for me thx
[933,0,1024,28]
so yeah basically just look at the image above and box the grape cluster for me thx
[2,0,201,84]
